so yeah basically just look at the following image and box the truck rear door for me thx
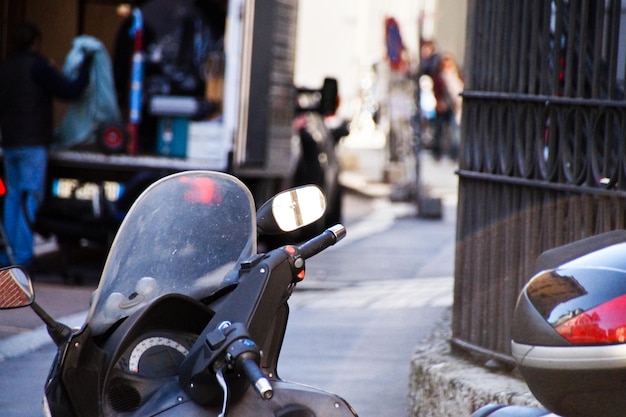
[230,0,299,177]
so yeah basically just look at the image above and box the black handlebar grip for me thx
[239,357,273,400]
[298,224,346,259]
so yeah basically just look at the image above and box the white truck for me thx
[22,0,342,264]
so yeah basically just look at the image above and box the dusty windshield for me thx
[88,171,256,335]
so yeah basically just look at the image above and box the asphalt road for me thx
[280,196,456,417]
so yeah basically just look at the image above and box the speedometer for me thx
[128,336,190,377]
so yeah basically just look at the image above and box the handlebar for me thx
[183,226,347,407]
[298,224,346,260]
[228,226,346,400]
[227,336,273,400]
[238,357,273,400]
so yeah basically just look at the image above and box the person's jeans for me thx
[2,146,47,266]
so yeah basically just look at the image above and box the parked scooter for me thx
[0,170,357,416]
[472,230,626,417]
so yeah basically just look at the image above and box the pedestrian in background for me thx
[417,39,450,160]
[0,22,92,268]
[418,39,442,80]
[437,53,464,160]
[421,43,462,162]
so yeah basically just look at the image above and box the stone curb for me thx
[408,308,541,416]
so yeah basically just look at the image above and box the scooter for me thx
[472,229,626,417]
[0,170,358,417]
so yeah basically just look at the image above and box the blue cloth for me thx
[55,36,121,147]
[2,146,47,266]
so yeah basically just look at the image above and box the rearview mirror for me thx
[257,185,326,235]
[320,77,339,116]
[0,266,34,309]
[295,77,339,116]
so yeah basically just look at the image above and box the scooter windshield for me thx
[87,171,256,335]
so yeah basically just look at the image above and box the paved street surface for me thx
[0,152,458,417]
[280,166,457,417]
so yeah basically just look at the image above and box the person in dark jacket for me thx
[0,22,92,267]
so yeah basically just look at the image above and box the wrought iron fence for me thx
[452,0,626,362]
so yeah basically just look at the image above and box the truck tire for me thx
[250,178,282,206]
[324,184,343,227]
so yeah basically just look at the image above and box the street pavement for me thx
[279,154,458,416]
[0,151,459,416]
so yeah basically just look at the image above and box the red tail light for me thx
[555,294,626,345]
[0,179,6,196]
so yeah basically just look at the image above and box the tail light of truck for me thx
[52,179,123,201]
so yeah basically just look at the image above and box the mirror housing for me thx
[0,266,71,346]
[0,266,34,309]
[257,185,326,235]
[295,77,339,116]
[320,77,339,116]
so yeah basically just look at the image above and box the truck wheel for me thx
[324,184,343,227]
[97,122,128,154]
[251,178,281,206]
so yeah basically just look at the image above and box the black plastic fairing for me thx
[533,230,626,274]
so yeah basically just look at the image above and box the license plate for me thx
[52,178,124,201]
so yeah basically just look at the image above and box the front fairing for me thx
[42,171,358,416]
[87,171,256,336]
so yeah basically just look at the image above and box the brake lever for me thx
[214,323,274,407]
[215,365,228,417]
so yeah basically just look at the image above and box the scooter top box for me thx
[511,236,626,417]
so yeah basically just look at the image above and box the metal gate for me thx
[452,0,626,363]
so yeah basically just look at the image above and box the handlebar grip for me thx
[298,224,346,260]
[239,357,273,400]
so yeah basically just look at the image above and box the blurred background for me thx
[0,0,468,132]
[295,0,467,122]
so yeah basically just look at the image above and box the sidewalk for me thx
[339,149,540,416]
[339,150,459,205]
[405,155,539,416]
